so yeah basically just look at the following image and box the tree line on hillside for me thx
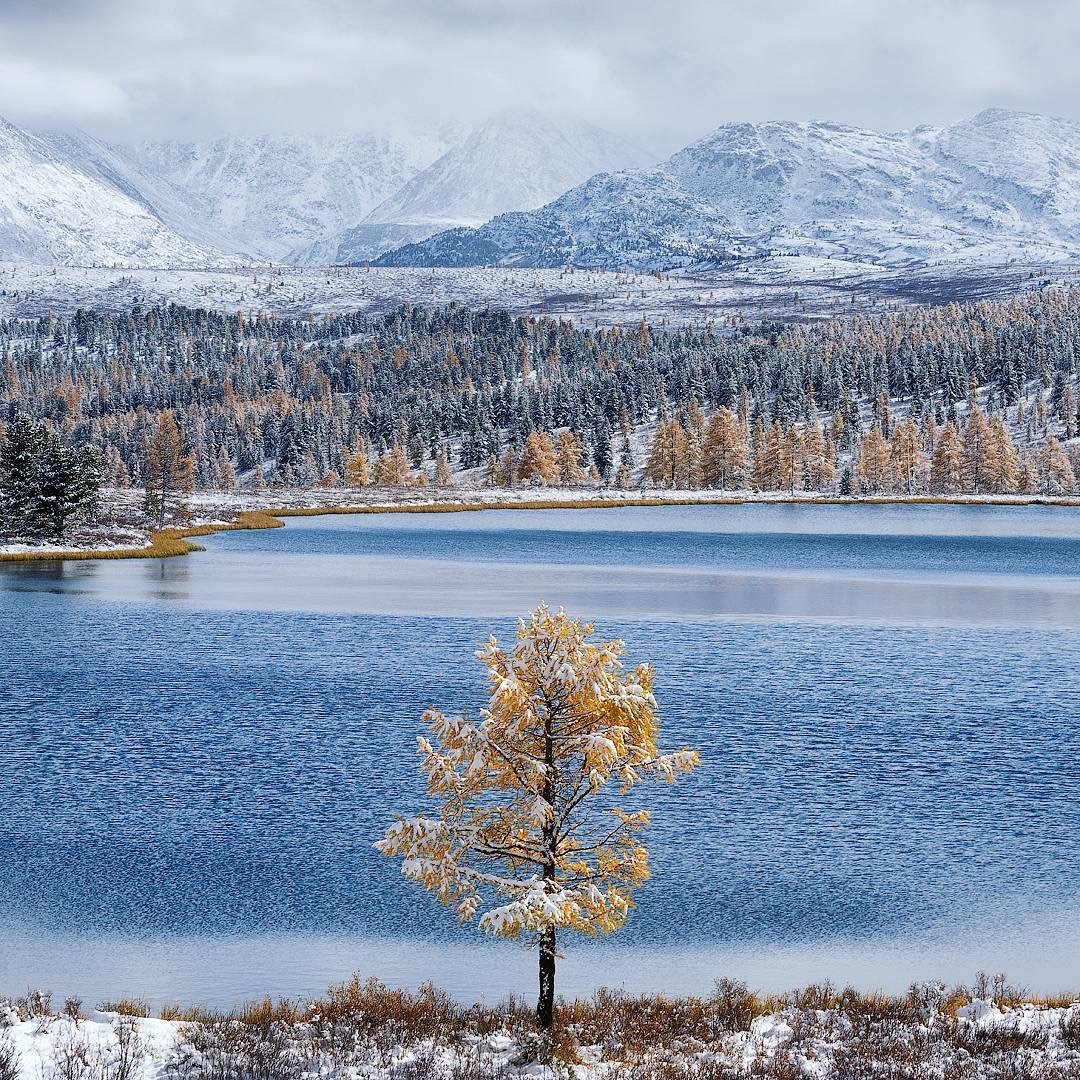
[634,383,1078,496]
[0,290,1078,494]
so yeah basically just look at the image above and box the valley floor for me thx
[4,257,1080,327]
[3,979,1080,1079]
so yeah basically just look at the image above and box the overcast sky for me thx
[1,0,1077,151]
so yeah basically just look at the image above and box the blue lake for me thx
[2,503,1079,1005]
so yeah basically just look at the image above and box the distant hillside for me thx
[130,131,453,262]
[0,115,213,267]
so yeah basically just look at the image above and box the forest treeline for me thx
[1,288,1079,496]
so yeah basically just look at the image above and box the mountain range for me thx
[0,116,211,266]
[379,109,1080,270]
[326,112,651,264]
[4,108,1080,273]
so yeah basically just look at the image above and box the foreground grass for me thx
[5,975,1080,1078]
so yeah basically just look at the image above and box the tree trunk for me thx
[537,697,557,1031]
[537,924,556,1029]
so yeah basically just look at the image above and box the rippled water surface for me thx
[2,503,1079,1003]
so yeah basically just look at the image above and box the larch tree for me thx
[750,420,781,491]
[497,446,519,487]
[961,408,991,495]
[986,416,1020,494]
[856,429,891,494]
[682,424,704,489]
[144,410,194,529]
[555,430,586,487]
[344,445,372,487]
[802,418,835,492]
[701,407,747,490]
[1038,434,1076,494]
[930,422,964,494]
[615,432,635,488]
[644,419,687,489]
[889,419,922,494]
[373,444,411,486]
[777,426,804,494]
[517,431,559,485]
[376,606,700,1031]
[434,447,455,488]
[215,446,238,490]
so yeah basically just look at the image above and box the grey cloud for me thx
[0,0,1076,148]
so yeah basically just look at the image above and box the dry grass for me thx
[0,510,282,563]
[96,997,150,1018]
[8,976,1080,1077]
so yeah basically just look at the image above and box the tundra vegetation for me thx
[3,974,1080,1077]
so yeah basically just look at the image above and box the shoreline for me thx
[2,488,1080,563]
[3,975,1079,1076]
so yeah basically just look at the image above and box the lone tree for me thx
[376,605,700,1030]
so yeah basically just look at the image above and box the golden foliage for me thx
[376,606,700,943]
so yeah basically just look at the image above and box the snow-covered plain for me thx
[2,256,1076,327]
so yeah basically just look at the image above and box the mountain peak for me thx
[967,106,1041,126]
[329,113,651,264]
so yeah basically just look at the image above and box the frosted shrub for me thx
[0,1033,18,1080]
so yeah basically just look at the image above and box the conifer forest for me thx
[3,287,1080,500]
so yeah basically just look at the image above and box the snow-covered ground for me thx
[3,991,1079,1079]
[2,256,1078,328]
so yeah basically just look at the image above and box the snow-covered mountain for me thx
[129,132,455,262]
[328,112,653,263]
[0,116,213,267]
[11,106,1080,274]
[377,109,1080,270]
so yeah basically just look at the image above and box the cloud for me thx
[0,0,1076,148]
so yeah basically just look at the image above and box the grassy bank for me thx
[4,975,1080,1077]
[0,512,283,563]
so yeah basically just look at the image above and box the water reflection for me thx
[4,903,1080,1007]
[5,553,1079,627]
[141,554,192,601]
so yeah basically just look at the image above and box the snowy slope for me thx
[37,129,235,255]
[0,116,215,267]
[129,132,455,263]
[378,109,1080,270]
[331,111,653,263]
[930,108,1080,238]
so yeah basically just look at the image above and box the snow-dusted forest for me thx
[2,287,1079,505]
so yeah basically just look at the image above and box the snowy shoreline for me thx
[3,980,1080,1079]
[3,486,1080,562]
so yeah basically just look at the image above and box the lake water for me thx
[2,503,1080,1006]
